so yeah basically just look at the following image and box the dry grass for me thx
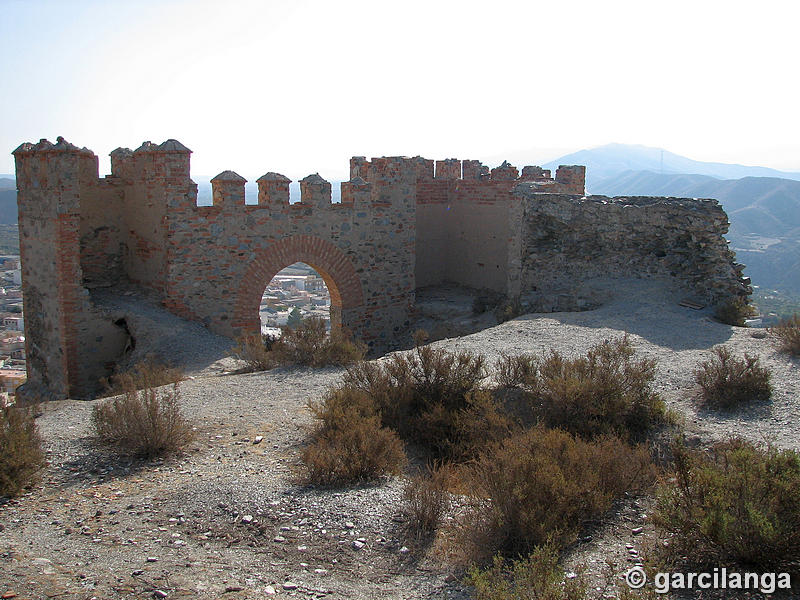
[694,346,772,409]
[92,382,194,458]
[0,405,46,498]
[769,313,800,356]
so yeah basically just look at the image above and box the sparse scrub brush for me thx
[533,336,666,441]
[233,334,278,372]
[466,542,588,600]
[340,334,498,460]
[465,426,656,557]
[769,313,800,356]
[0,405,46,498]
[103,357,184,395]
[92,382,194,458]
[235,318,365,371]
[654,438,800,571]
[301,386,406,486]
[694,346,772,409]
[495,297,524,323]
[714,297,756,327]
[401,462,452,539]
[495,352,538,389]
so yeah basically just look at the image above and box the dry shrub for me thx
[495,352,538,389]
[0,405,46,498]
[769,313,800,356]
[473,289,504,315]
[341,338,508,460]
[235,318,365,372]
[233,334,277,372]
[300,387,406,487]
[495,297,524,323]
[714,297,756,326]
[274,317,366,367]
[533,336,666,441]
[654,438,800,571]
[103,358,184,396]
[466,542,588,600]
[401,462,452,539]
[694,346,772,409]
[92,382,193,458]
[466,426,656,557]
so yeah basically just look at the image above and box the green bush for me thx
[92,382,194,458]
[0,405,46,498]
[531,337,666,441]
[714,297,756,327]
[466,426,656,556]
[769,313,800,357]
[340,340,508,460]
[300,386,406,486]
[694,346,772,409]
[466,542,587,600]
[654,439,800,570]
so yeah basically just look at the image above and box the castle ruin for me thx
[13,137,751,399]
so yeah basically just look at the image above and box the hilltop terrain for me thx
[1,279,797,599]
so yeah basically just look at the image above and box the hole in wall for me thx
[113,318,135,353]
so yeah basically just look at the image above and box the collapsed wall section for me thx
[514,187,751,310]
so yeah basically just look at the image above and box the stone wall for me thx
[515,189,749,310]
[14,139,131,398]
[14,139,418,397]
[13,137,750,400]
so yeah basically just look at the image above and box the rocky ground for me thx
[1,279,798,599]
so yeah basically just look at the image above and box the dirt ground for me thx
[2,279,798,599]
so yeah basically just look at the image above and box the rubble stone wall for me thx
[515,189,750,310]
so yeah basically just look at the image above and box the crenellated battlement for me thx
[14,136,750,401]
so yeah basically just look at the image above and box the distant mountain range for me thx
[542,143,800,188]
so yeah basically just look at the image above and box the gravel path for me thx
[1,278,797,599]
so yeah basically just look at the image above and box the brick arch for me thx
[231,234,364,337]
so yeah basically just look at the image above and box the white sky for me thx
[2,0,799,181]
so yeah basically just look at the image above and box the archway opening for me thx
[258,262,335,338]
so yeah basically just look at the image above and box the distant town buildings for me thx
[0,255,26,398]
[259,264,331,335]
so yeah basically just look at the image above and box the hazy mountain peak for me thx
[544,144,800,185]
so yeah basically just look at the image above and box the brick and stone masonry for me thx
[13,138,751,399]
